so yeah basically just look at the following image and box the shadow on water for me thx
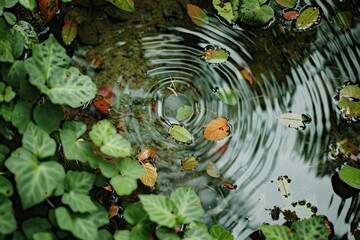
[75,0,360,238]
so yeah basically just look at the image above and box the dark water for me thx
[78,0,360,238]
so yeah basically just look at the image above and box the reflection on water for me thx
[81,0,360,238]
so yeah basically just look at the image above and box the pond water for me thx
[73,0,360,239]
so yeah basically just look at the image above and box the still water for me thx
[79,0,360,238]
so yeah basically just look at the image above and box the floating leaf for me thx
[176,105,193,121]
[239,67,253,85]
[275,0,296,8]
[170,186,204,224]
[238,0,274,26]
[279,111,311,130]
[89,119,117,147]
[295,6,321,31]
[138,146,156,162]
[181,156,199,171]
[204,117,230,141]
[140,162,158,187]
[61,20,78,45]
[283,9,300,21]
[339,165,360,189]
[108,0,134,12]
[215,87,238,105]
[38,0,58,22]
[210,225,234,240]
[169,124,193,144]
[187,4,208,26]
[201,46,229,64]
[0,195,17,235]
[206,162,220,178]
[277,175,291,198]
[212,0,239,24]
[5,148,65,209]
[139,194,178,228]
[337,84,360,119]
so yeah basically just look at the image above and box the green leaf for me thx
[33,232,57,240]
[212,0,239,24]
[0,176,13,196]
[5,0,18,8]
[238,0,274,26]
[89,119,117,147]
[170,186,204,224]
[201,47,229,64]
[24,34,70,91]
[107,0,134,12]
[55,206,109,240]
[64,170,95,194]
[59,129,94,162]
[184,221,213,240]
[156,227,181,240]
[61,20,78,45]
[210,225,233,240]
[123,202,149,225]
[169,124,193,144]
[22,217,52,240]
[18,0,36,10]
[110,175,137,196]
[215,87,238,105]
[62,192,97,213]
[11,101,32,134]
[275,0,296,8]
[3,12,16,25]
[12,231,27,240]
[339,165,360,189]
[98,160,119,178]
[98,230,113,240]
[33,101,64,134]
[0,195,17,235]
[47,67,97,108]
[22,122,56,159]
[1,61,26,86]
[5,148,65,209]
[186,4,209,26]
[63,121,87,138]
[139,194,178,228]
[292,216,328,240]
[100,134,133,158]
[338,85,360,118]
[295,6,321,31]
[114,230,131,240]
[176,105,193,121]
[119,158,145,178]
[260,224,291,239]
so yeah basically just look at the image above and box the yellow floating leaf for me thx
[140,162,158,187]
[206,162,220,178]
[186,4,209,26]
[181,156,199,171]
[203,117,230,141]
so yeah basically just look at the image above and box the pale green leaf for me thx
[210,225,233,240]
[0,195,17,235]
[176,105,193,121]
[59,129,94,162]
[114,230,131,240]
[33,102,64,134]
[89,119,117,147]
[170,186,204,224]
[19,0,36,10]
[62,192,97,213]
[64,170,95,194]
[184,222,213,240]
[139,194,178,228]
[98,160,119,178]
[4,0,18,8]
[63,121,87,138]
[260,224,292,240]
[169,124,193,144]
[11,101,32,134]
[33,232,57,240]
[212,0,239,24]
[22,122,56,159]
[3,12,16,25]
[107,0,134,12]
[292,216,327,240]
[119,158,145,179]
[339,165,360,189]
[5,148,65,209]
[98,230,113,240]
[101,134,133,158]
[279,112,311,130]
[215,87,238,105]
[0,175,13,196]
[110,175,137,196]
[47,67,97,108]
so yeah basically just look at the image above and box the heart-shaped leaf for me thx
[5,148,65,209]
[63,121,87,138]
[89,119,117,147]
[64,170,95,194]
[0,195,16,235]
[62,192,97,213]
[176,105,193,121]
[33,101,64,134]
[60,129,94,162]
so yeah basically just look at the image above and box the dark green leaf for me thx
[59,129,94,162]
[98,160,119,178]
[33,102,64,134]
[64,170,95,194]
[210,225,234,240]
[0,176,13,196]
[13,20,39,49]
[11,101,32,134]
[292,216,327,239]
[156,227,181,240]
[123,202,149,225]
[0,101,14,122]
[212,0,239,24]
[22,217,52,240]
[3,12,16,25]
[275,0,297,8]
[0,195,17,235]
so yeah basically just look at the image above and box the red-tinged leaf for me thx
[186,4,208,26]
[93,99,110,115]
[97,86,114,98]
[38,0,58,22]
[61,20,78,45]
[283,10,300,21]
[138,146,156,162]
[239,67,253,85]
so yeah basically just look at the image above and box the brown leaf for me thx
[186,4,208,26]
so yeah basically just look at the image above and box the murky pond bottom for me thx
[73,1,360,239]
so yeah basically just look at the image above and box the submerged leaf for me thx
[295,6,321,31]
[337,84,360,119]
[206,162,220,178]
[215,87,238,105]
[140,162,158,187]
[279,111,311,130]
[181,156,199,171]
[187,4,208,26]
[204,117,230,141]
[169,124,193,144]
[176,105,193,121]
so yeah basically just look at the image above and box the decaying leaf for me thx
[204,117,230,141]
[279,111,311,130]
[187,4,209,26]
[283,10,300,21]
[239,66,253,85]
[169,124,193,144]
[181,156,199,171]
[206,162,220,178]
[138,146,156,162]
[108,203,120,219]
[140,162,158,187]
[38,0,58,22]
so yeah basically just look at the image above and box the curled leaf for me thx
[181,156,199,171]
[206,162,220,178]
[140,162,158,187]
[187,4,208,26]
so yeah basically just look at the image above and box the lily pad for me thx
[169,124,193,144]
[295,6,321,31]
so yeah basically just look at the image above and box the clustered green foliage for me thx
[0,16,235,240]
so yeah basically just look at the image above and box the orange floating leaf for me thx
[283,10,300,21]
[93,99,110,115]
[181,156,199,171]
[186,4,209,26]
[140,162,158,187]
[138,146,156,162]
[239,66,253,85]
[38,0,58,22]
[203,117,230,141]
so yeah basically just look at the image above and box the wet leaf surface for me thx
[204,117,230,141]
[169,124,193,144]
[181,156,199,171]
[187,4,208,26]
[339,165,360,189]
[295,6,321,31]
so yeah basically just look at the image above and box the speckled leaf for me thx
[292,216,328,239]
[339,165,360,189]
[170,186,204,224]
[13,20,39,49]
[139,194,178,228]
[140,162,158,187]
[176,105,193,121]
[5,148,65,209]
[47,67,97,108]
[260,224,291,239]
[89,119,117,147]
[108,0,134,12]
[169,124,193,144]
[0,176,13,196]
[295,6,321,31]
[0,195,16,235]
